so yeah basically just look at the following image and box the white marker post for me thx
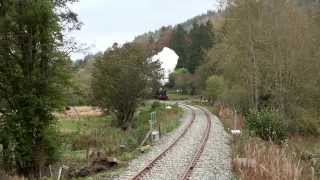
[231,106,241,135]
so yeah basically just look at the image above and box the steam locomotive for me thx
[158,88,168,100]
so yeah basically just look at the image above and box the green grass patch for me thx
[58,102,183,178]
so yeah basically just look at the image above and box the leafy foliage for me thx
[0,0,79,177]
[91,43,161,130]
[246,110,288,143]
[67,54,101,106]
[221,84,250,112]
[170,21,215,73]
[170,25,190,69]
[205,75,225,104]
[201,0,320,135]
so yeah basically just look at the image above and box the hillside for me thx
[133,10,221,44]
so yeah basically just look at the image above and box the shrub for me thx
[246,110,288,143]
[151,101,161,110]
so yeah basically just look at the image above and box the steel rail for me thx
[179,106,212,180]
[131,104,196,180]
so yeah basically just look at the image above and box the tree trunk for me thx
[117,109,135,131]
[251,45,259,111]
[246,0,259,111]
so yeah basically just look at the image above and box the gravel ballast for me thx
[189,107,233,180]
[116,105,232,180]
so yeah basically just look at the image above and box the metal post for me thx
[157,112,161,138]
[149,112,156,131]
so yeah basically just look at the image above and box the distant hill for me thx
[133,10,221,45]
[180,10,220,31]
[133,0,320,47]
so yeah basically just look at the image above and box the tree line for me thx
[165,0,320,140]
[197,0,320,138]
[166,21,216,95]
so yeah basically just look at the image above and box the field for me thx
[56,102,183,179]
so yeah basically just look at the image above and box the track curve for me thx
[131,104,212,180]
[132,104,196,180]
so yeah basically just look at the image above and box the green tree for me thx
[188,22,215,73]
[91,43,160,130]
[170,21,215,74]
[68,54,99,106]
[170,25,190,69]
[199,21,215,49]
[204,0,320,134]
[205,75,225,104]
[170,68,192,94]
[0,0,79,177]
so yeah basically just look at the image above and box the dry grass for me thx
[55,106,103,119]
[217,105,245,131]
[201,103,317,180]
[233,138,313,180]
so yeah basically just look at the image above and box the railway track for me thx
[131,105,212,180]
[179,106,211,180]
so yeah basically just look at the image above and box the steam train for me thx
[158,88,168,100]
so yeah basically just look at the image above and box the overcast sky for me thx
[69,0,219,60]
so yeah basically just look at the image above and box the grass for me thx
[232,136,313,180]
[57,102,183,179]
[288,136,320,154]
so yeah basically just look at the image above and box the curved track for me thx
[131,105,212,180]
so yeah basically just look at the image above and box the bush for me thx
[151,101,161,110]
[246,109,288,143]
